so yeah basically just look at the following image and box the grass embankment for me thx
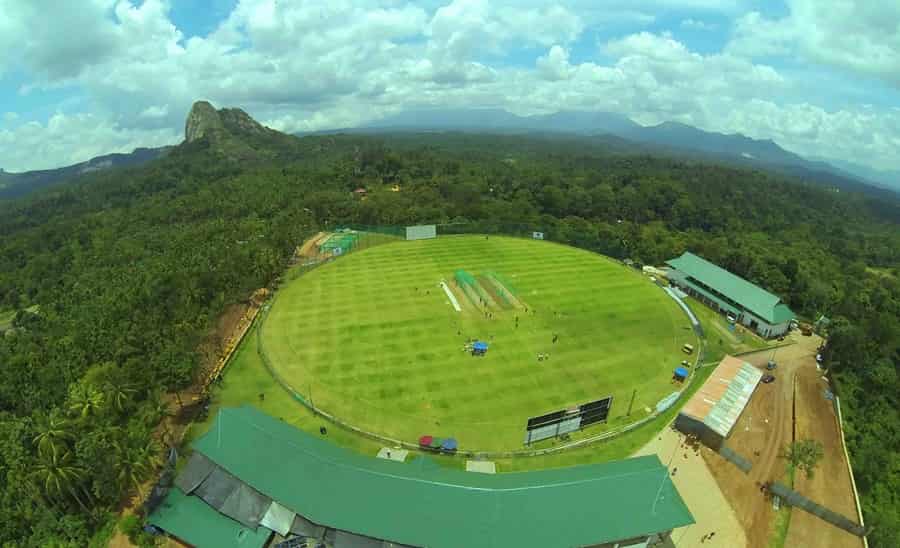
[188,315,716,472]
[768,467,796,548]
[496,362,717,470]
[185,326,384,458]
[686,296,775,361]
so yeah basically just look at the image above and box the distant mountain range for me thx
[810,156,900,192]
[3,107,897,200]
[0,146,171,199]
[310,108,898,196]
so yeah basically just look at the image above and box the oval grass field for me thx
[262,235,696,452]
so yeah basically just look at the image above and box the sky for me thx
[1,0,899,173]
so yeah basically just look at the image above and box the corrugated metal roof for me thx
[191,406,695,548]
[679,279,741,316]
[149,488,271,548]
[680,356,762,438]
[260,501,295,536]
[174,452,215,494]
[665,252,794,324]
[772,303,794,324]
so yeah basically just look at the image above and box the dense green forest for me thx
[0,125,897,546]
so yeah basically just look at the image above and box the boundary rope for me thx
[254,231,707,459]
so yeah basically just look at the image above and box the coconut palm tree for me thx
[32,410,73,459]
[104,378,137,415]
[149,389,175,445]
[33,449,90,513]
[115,438,163,498]
[67,383,104,419]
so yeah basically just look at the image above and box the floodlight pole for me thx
[627,389,636,416]
[651,469,668,515]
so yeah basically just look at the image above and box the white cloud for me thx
[680,18,716,30]
[0,0,119,80]
[425,0,583,81]
[728,1,900,88]
[139,105,170,119]
[727,11,797,58]
[0,0,898,173]
[536,46,573,81]
[2,112,19,124]
[721,100,900,172]
[0,113,179,172]
[604,32,784,95]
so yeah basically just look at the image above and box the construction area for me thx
[294,231,359,261]
[293,228,405,265]
[728,338,862,547]
[674,355,762,452]
[636,333,866,547]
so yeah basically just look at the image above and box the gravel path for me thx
[634,425,747,548]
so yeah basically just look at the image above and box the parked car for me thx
[766,360,777,370]
[726,314,736,324]
[762,374,776,383]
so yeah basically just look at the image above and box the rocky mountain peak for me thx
[185,101,224,142]
[219,108,267,135]
[181,100,290,163]
[184,100,269,143]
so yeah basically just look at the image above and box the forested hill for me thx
[0,146,171,200]
[0,105,897,546]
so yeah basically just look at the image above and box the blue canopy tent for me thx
[441,438,458,453]
[472,341,488,356]
[673,367,689,381]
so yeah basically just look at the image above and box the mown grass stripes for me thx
[262,235,694,451]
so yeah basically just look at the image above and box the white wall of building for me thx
[740,311,791,338]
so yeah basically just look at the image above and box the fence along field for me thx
[262,233,697,452]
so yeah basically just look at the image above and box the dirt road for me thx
[635,427,747,548]
[108,302,260,548]
[699,334,863,548]
[700,343,796,548]
[784,362,863,548]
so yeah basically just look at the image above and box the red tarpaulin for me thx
[418,435,433,447]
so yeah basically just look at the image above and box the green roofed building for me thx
[665,251,795,338]
[149,488,271,548]
[151,405,693,548]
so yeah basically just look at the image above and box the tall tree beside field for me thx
[782,439,825,479]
